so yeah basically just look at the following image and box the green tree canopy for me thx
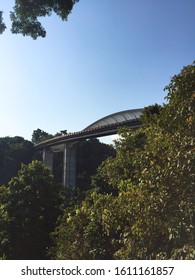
[76,139,116,191]
[0,160,63,260]
[161,61,195,136]
[0,136,34,185]
[0,11,6,34]
[0,0,79,39]
[31,128,53,144]
[50,61,195,260]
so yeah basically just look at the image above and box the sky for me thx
[0,0,195,143]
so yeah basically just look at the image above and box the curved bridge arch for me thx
[35,108,143,149]
[84,108,143,131]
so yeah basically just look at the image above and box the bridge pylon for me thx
[43,142,77,187]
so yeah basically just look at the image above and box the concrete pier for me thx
[43,148,53,171]
[62,143,76,186]
[42,143,76,186]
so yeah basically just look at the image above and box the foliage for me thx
[92,128,146,194]
[49,190,118,260]
[1,0,79,39]
[76,139,116,191]
[140,103,162,125]
[50,62,195,260]
[0,160,63,260]
[0,185,10,259]
[32,128,69,145]
[31,128,54,144]
[161,61,195,136]
[112,128,194,259]
[0,136,34,186]
[0,11,6,34]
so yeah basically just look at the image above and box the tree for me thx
[1,160,62,260]
[76,139,116,191]
[0,185,10,259]
[140,103,162,125]
[107,126,194,259]
[0,11,6,34]
[0,0,79,39]
[101,62,195,259]
[0,136,34,185]
[91,128,146,194]
[161,61,195,136]
[49,189,119,260]
[31,128,54,144]
[50,61,195,260]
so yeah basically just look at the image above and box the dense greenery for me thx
[0,62,194,259]
[0,136,34,186]
[0,135,115,259]
[76,139,116,191]
[0,161,63,259]
[49,62,195,260]
[0,11,6,34]
[32,128,70,145]
[31,128,54,144]
[0,0,79,39]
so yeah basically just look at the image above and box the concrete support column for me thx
[62,143,76,186]
[42,148,53,171]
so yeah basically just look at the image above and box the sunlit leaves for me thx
[46,62,195,260]
[162,61,195,136]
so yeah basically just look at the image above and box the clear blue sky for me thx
[0,0,195,142]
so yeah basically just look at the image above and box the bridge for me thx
[35,108,143,186]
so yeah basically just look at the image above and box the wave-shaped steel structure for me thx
[35,108,143,149]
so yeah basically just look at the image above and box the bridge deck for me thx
[35,108,143,149]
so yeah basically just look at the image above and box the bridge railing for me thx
[35,118,143,150]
